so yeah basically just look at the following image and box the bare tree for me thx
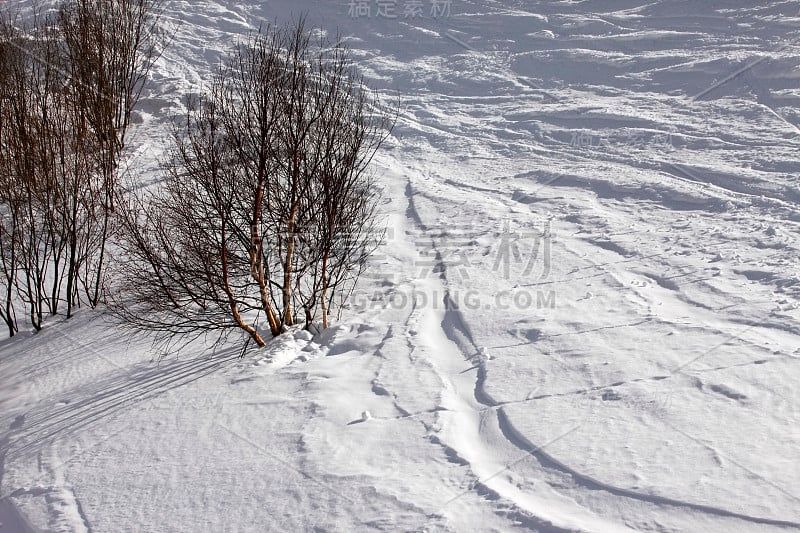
[110,88,271,349]
[0,11,60,331]
[0,0,165,337]
[220,26,288,338]
[59,0,166,307]
[112,20,393,349]
[298,35,389,329]
[0,16,25,336]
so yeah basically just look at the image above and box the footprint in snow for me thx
[601,389,622,401]
[10,414,25,430]
[347,410,372,425]
[708,384,747,401]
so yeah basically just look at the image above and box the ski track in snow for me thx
[401,169,800,530]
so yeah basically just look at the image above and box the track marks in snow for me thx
[495,408,800,529]
[403,177,638,531]
[404,169,800,529]
[404,275,622,531]
[7,448,93,533]
[0,418,40,533]
[6,350,240,462]
[43,455,92,533]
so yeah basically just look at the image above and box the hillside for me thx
[1,1,799,531]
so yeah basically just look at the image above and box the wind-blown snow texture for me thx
[1,1,799,531]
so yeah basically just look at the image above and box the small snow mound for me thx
[528,29,556,39]
[312,322,385,357]
[313,323,346,347]
[294,329,314,342]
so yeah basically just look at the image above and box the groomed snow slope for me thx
[1,0,799,531]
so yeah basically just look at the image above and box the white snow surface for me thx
[1,0,800,531]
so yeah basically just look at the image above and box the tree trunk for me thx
[281,205,298,326]
[222,223,266,347]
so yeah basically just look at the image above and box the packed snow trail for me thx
[395,165,800,530]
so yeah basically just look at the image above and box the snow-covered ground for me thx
[2,0,799,531]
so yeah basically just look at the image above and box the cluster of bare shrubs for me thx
[110,20,393,349]
[0,0,163,337]
[0,2,392,349]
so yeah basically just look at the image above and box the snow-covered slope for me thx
[1,1,799,531]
